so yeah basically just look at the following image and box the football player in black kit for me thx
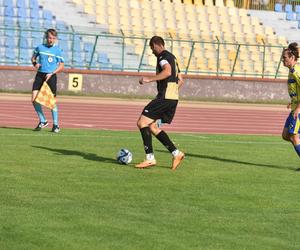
[136,36,184,170]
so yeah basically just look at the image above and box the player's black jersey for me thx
[156,50,180,100]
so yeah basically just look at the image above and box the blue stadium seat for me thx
[5,36,16,48]
[4,0,13,7]
[31,19,41,29]
[43,10,53,21]
[30,7,40,19]
[31,31,41,38]
[73,36,81,52]
[5,48,16,60]
[4,16,14,26]
[43,19,53,29]
[5,28,15,37]
[73,52,85,66]
[20,31,30,38]
[56,20,68,31]
[275,3,283,12]
[98,52,109,64]
[29,0,39,9]
[298,20,300,29]
[286,12,296,21]
[4,6,14,17]
[32,37,41,47]
[19,37,29,49]
[59,41,69,52]
[285,4,293,13]
[17,8,27,18]
[18,19,28,28]
[58,33,69,40]
[297,13,300,21]
[19,49,30,62]
[17,0,26,8]
[296,5,300,14]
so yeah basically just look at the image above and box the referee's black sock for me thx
[140,127,153,154]
[155,130,176,153]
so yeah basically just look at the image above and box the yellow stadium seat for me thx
[194,0,204,6]
[215,0,224,7]
[204,0,214,6]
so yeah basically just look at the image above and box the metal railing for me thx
[0,26,288,78]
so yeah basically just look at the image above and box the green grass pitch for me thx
[0,128,300,249]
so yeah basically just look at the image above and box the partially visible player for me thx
[136,36,184,170]
[281,42,300,160]
[31,29,64,133]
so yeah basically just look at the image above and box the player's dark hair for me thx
[283,42,299,61]
[45,29,57,38]
[149,36,165,47]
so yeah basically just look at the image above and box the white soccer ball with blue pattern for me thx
[117,149,133,165]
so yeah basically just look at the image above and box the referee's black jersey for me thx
[156,50,180,100]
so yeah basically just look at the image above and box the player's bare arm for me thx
[139,64,171,84]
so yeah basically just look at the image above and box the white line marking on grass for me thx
[0,132,286,145]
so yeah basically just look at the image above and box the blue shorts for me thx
[284,112,300,134]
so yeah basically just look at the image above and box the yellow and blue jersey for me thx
[287,64,300,113]
[33,44,64,73]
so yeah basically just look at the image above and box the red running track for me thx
[0,94,289,135]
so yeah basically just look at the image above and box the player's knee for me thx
[137,119,145,128]
[290,135,299,145]
[149,123,160,135]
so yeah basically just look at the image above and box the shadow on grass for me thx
[32,145,116,164]
[0,126,33,131]
[157,150,294,171]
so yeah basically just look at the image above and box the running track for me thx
[0,94,289,135]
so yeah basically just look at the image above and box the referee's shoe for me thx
[34,121,49,131]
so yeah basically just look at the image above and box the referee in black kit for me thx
[136,36,184,171]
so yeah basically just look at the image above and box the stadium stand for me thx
[0,0,297,77]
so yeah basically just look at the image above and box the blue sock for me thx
[51,105,59,126]
[33,102,46,123]
[294,144,300,157]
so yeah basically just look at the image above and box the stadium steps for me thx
[248,10,300,44]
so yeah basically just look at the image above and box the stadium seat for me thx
[29,0,39,9]
[275,3,283,12]
[285,4,293,13]
[296,5,300,14]
[4,0,13,8]
[4,6,14,17]
[5,48,16,60]
[43,19,53,29]
[32,37,41,47]
[43,10,53,21]
[286,12,296,21]
[19,37,29,49]
[4,16,14,26]
[297,13,300,21]
[17,8,27,18]
[98,52,109,64]
[30,7,40,19]
[19,49,29,61]
[31,19,41,29]
[5,36,16,48]
[56,20,68,31]
[17,0,26,8]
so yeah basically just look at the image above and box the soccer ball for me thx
[116,149,133,165]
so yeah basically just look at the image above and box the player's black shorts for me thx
[142,98,178,124]
[32,72,57,96]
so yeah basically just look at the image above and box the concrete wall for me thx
[0,66,289,102]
